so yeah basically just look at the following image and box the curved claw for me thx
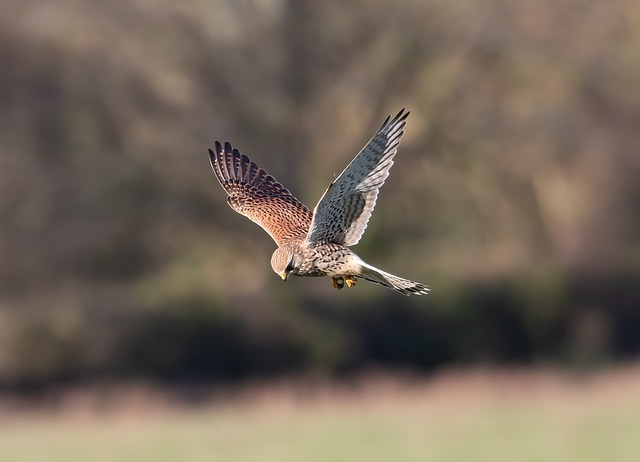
[345,275,357,287]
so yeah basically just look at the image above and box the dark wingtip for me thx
[380,108,410,132]
[392,108,410,124]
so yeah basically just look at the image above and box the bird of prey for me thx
[208,109,428,295]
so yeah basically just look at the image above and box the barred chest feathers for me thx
[296,244,359,277]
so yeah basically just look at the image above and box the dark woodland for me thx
[1,0,639,389]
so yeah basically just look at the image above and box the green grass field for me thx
[2,368,640,462]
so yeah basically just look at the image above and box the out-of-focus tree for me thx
[0,0,639,388]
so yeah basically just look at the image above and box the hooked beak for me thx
[280,272,288,281]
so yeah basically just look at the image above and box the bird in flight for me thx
[208,109,428,295]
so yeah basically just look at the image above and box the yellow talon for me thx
[332,276,345,289]
[345,275,357,287]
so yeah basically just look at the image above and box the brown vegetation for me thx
[0,0,639,388]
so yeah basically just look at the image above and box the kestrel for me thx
[208,109,429,295]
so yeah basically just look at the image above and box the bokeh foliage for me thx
[1,0,639,388]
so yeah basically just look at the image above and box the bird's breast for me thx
[296,244,356,277]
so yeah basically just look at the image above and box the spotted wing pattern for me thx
[305,109,410,246]
[208,141,312,245]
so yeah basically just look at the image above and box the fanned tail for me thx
[359,262,429,296]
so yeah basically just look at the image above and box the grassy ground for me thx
[1,367,640,462]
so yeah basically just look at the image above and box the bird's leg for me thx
[345,275,357,287]
[332,276,345,289]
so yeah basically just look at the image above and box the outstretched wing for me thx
[305,109,410,246]
[208,141,312,246]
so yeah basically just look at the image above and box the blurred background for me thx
[1,0,640,460]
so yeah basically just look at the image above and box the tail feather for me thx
[359,263,429,296]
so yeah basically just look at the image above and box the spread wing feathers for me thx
[208,141,313,245]
[305,109,410,246]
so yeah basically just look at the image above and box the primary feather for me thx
[305,109,410,246]
[208,141,312,245]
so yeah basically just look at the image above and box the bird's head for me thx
[271,246,298,281]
